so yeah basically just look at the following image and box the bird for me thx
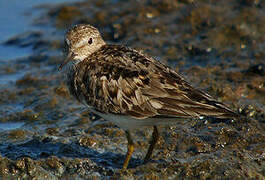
[59,24,239,170]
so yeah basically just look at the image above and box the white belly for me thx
[87,106,190,130]
[89,108,146,129]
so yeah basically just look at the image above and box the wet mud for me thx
[0,0,264,179]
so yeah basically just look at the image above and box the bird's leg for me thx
[123,130,134,170]
[143,126,159,163]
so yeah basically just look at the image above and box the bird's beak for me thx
[58,52,76,71]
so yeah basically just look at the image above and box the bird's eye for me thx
[88,38,93,44]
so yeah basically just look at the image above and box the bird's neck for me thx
[73,54,88,61]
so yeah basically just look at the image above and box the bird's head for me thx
[59,24,106,70]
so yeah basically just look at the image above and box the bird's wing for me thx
[72,45,238,119]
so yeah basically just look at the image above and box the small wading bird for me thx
[59,24,239,170]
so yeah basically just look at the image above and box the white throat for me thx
[74,54,88,61]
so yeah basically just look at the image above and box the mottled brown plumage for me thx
[67,44,237,120]
[60,24,238,169]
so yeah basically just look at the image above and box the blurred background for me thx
[0,0,264,179]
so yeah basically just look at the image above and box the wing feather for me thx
[70,44,238,120]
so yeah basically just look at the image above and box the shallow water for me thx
[0,0,80,61]
[0,122,25,131]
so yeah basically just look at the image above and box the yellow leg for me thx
[122,130,134,170]
[143,126,159,163]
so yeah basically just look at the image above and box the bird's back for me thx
[67,44,239,121]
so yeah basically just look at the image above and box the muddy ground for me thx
[0,0,264,179]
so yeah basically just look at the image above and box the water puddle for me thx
[0,0,80,61]
[0,122,25,131]
[0,70,27,86]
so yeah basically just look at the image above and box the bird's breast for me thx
[66,62,90,104]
